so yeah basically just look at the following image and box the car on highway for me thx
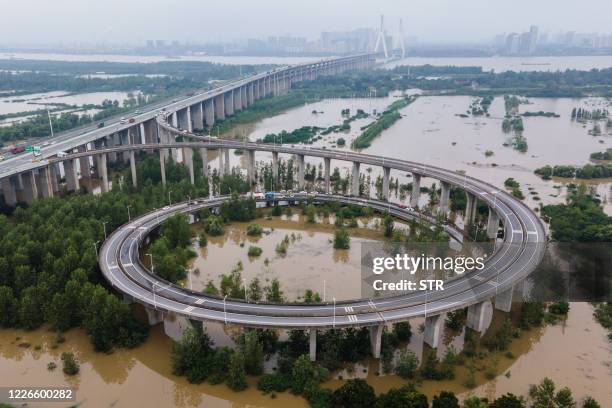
[397,203,407,209]
[128,118,136,123]
[97,122,105,128]
[42,141,50,147]
[57,151,68,158]
[10,145,25,155]
[120,117,127,124]
[0,155,4,161]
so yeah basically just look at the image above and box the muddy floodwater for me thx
[1,302,609,407]
[187,214,387,302]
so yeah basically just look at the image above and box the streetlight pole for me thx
[102,221,108,240]
[93,241,99,260]
[126,205,131,221]
[323,280,326,302]
[333,297,336,328]
[223,294,228,325]
[168,190,172,206]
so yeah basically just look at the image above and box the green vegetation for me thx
[333,228,350,249]
[535,164,612,179]
[521,111,560,118]
[541,184,612,242]
[60,352,79,375]
[571,107,609,121]
[590,149,612,161]
[593,303,612,342]
[247,246,263,257]
[469,95,493,115]
[258,126,323,145]
[352,95,417,149]
[203,215,225,236]
[246,223,263,236]
[149,214,196,283]
[503,178,524,199]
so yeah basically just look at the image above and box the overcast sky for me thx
[1,0,610,45]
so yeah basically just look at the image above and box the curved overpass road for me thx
[99,166,545,329]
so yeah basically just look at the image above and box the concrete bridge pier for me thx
[183,147,195,185]
[159,149,167,186]
[382,166,390,200]
[248,84,254,105]
[241,86,248,109]
[410,173,421,208]
[423,314,444,348]
[218,149,225,177]
[171,111,178,128]
[246,150,255,187]
[494,286,514,312]
[204,99,215,127]
[309,329,317,361]
[1,177,17,206]
[143,120,158,144]
[191,103,204,130]
[272,151,279,188]
[214,95,225,121]
[487,209,500,239]
[253,81,260,101]
[49,164,60,195]
[369,324,384,358]
[351,162,360,196]
[129,151,137,188]
[324,157,331,193]
[78,145,91,179]
[224,91,234,116]
[64,159,80,192]
[106,135,117,162]
[233,88,242,112]
[177,108,189,131]
[466,300,492,333]
[296,154,305,189]
[439,181,450,215]
[224,148,230,174]
[121,131,131,162]
[145,308,163,325]
[22,171,38,204]
[200,148,208,178]
[98,154,109,192]
[37,165,53,198]
[139,123,146,145]
[465,193,478,225]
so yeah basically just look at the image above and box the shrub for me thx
[61,352,79,375]
[248,246,263,257]
[246,224,263,236]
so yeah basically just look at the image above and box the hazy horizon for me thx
[1,0,611,46]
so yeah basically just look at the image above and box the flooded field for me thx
[1,302,609,407]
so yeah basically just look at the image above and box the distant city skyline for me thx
[2,0,612,47]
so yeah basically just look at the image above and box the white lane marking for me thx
[195,299,205,305]
[123,262,134,267]
[184,306,195,312]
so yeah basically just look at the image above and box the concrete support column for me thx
[410,173,421,208]
[145,308,163,326]
[324,157,331,194]
[49,164,59,194]
[494,286,514,312]
[248,83,254,105]
[78,145,90,178]
[192,103,204,130]
[439,181,450,215]
[272,151,278,187]
[171,112,178,128]
[241,86,248,108]
[296,154,305,189]
[382,166,390,200]
[487,209,500,239]
[1,177,17,206]
[466,300,491,333]
[184,147,195,185]
[224,148,230,175]
[186,106,193,132]
[369,324,383,358]
[121,132,131,162]
[465,192,477,225]
[247,150,255,187]
[224,91,234,116]
[99,154,109,193]
[351,162,360,196]
[233,88,242,112]
[22,171,38,204]
[424,314,444,348]
[218,149,225,177]
[160,149,167,186]
[139,123,146,144]
[309,329,316,361]
[107,135,117,163]
[200,148,208,178]
[177,109,189,131]
[214,95,225,120]
[64,159,79,191]
[35,167,51,198]
[205,99,215,127]
[129,151,137,188]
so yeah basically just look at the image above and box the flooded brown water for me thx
[1,302,609,407]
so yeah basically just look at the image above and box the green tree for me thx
[61,352,79,375]
[0,286,18,327]
[394,349,419,379]
[333,228,350,249]
[248,278,262,301]
[432,391,459,408]
[376,385,428,408]
[383,214,395,238]
[265,278,284,302]
[333,379,376,408]
[227,351,248,391]
[243,330,264,375]
[490,394,526,408]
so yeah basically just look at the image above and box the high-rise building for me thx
[528,25,539,54]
